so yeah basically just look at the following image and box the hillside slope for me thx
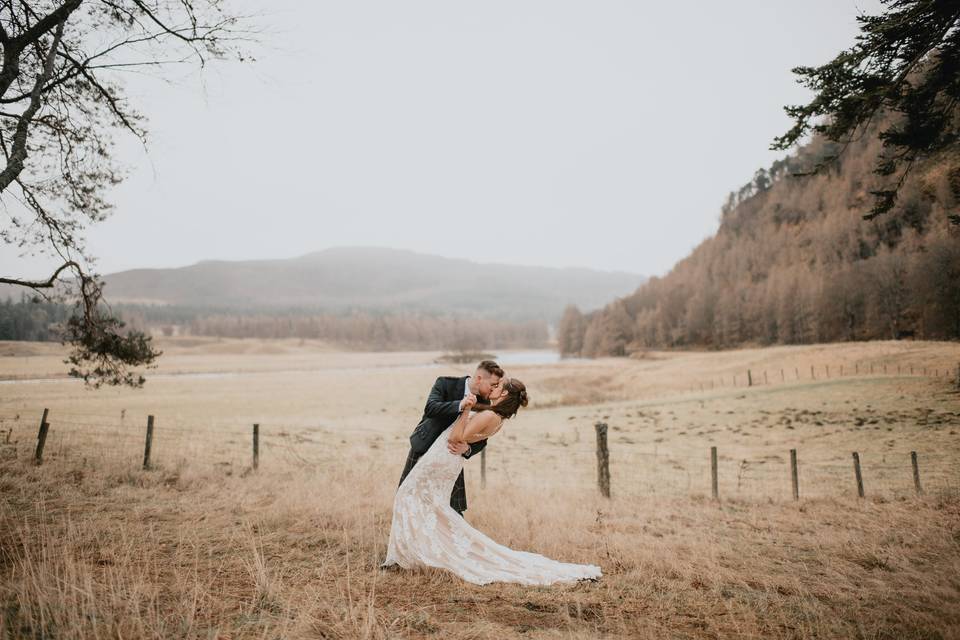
[559,115,960,356]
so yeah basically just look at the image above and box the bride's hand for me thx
[447,439,469,455]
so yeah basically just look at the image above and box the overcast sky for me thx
[1,0,883,280]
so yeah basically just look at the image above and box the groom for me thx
[398,360,504,516]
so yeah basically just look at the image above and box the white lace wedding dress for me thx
[383,422,602,586]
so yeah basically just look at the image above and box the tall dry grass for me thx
[1,340,959,638]
[2,431,959,639]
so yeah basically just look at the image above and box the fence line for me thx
[8,418,957,474]
[3,408,958,503]
[683,360,960,396]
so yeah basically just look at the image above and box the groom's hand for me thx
[447,439,469,455]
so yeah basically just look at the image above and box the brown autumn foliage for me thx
[560,114,960,357]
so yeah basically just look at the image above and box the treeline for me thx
[0,297,548,351]
[0,295,74,341]
[186,312,547,350]
[559,117,960,356]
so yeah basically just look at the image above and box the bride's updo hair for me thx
[473,378,528,420]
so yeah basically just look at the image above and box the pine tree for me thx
[773,0,960,223]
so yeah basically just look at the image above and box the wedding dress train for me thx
[383,423,602,586]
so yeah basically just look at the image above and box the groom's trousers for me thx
[398,448,468,516]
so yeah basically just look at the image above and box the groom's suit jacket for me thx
[409,375,490,457]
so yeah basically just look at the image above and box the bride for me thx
[383,377,602,586]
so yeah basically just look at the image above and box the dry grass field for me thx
[1,338,959,639]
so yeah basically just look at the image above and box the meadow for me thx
[1,338,959,639]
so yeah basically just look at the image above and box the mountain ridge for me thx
[94,246,645,323]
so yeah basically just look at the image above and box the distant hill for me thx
[559,111,960,356]
[95,247,644,323]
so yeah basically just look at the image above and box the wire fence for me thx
[1,405,957,503]
[680,361,960,395]
[475,435,960,501]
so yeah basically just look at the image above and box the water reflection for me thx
[496,350,580,365]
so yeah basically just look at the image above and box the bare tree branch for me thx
[0,16,64,192]
[0,0,81,97]
[0,259,80,288]
[0,0,252,387]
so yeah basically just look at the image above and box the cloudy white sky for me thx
[2,0,882,280]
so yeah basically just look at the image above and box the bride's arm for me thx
[447,401,474,445]
[450,411,500,445]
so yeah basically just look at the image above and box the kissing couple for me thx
[382,360,602,586]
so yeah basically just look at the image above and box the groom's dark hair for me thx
[476,360,504,378]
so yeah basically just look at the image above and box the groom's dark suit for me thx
[398,376,489,514]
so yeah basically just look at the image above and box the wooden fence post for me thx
[790,448,799,501]
[595,422,610,498]
[781,368,785,382]
[764,371,768,385]
[955,363,960,389]
[810,365,815,380]
[480,448,487,489]
[252,423,259,471]
[33,408,50,465]
[826,364,830,378]
[795,367,799,380]
[747,370,753,387]
[911,451,922,495]
[142,415,154,470]
[710,446,719,501]
[852,452,865,498]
